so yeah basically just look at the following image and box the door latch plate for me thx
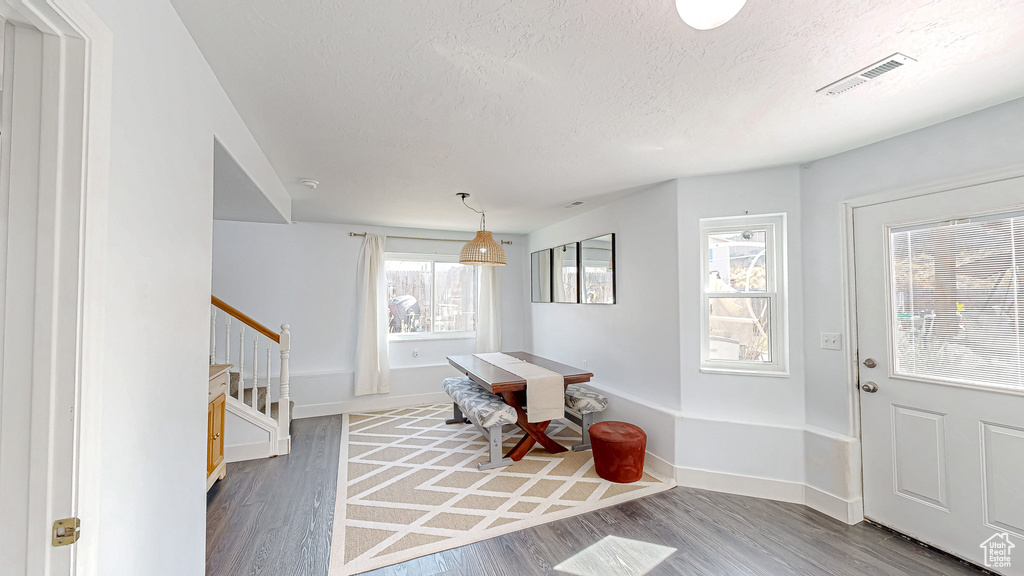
[52,517,80,547]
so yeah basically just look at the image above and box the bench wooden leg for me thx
[572,411,594,452]
[445,402,470,425]
[477,423,514,470]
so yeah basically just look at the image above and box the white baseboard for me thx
[292,391,451,419]
[646,454,862,525]
[643,450,677,480]
[805,484,864,524]
[225,440,273,463]
[586,385,864,525]
[675,465,806,506]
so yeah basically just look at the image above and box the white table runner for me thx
[473,353,565,423]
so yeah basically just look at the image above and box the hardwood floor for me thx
[206,415,341,575]
[208,415,987,576]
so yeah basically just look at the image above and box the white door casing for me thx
[856,176,1024,575]
[0,0,110,574]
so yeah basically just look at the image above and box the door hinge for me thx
[52,517,80,547]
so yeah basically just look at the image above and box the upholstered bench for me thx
[442,376,517,470]
[563,384,609,451]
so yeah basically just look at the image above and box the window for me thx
[700,213,788,374]
[889,211,1024,390]
[385,253,477,338]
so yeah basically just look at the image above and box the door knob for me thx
[863,358,877,368]
[861,382,878,393]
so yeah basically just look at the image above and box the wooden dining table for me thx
[446,352,594,461]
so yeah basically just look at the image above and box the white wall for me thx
[524,100,1024,523]
[528,181,682,460]
[526,167,858,518]
[676,167,804,425]
[673,166,808,483]
[74,0,288,574]
[798,96,1024,511]
[211,221,528,417]
[801,96,1024,438]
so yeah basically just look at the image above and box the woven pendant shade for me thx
[460,230,507,266]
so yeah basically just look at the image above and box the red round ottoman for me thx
[590,421,647,483]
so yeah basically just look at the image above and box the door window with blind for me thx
[700,213,788,375]
[889,212,1024,389]
[384,254,477,338]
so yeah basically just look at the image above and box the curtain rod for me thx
[349,231,512,245]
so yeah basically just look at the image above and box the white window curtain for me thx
[474,266,501,353]
[354,234,391,396]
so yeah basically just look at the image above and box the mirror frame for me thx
[530,249,553,303]
[580,233,616,305]
[552,242,580,304]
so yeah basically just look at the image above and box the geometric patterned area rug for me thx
[328,404,675,575]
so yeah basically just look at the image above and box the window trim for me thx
[699,213,789,376]
[385,252,478,341]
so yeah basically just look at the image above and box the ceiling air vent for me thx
[817,53,916,96]
[563,201,584,208]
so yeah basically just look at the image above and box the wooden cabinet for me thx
[208,364,231,491]
[208,394,225,474]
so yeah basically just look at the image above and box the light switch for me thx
[820,333,842,351]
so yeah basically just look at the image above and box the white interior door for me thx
[0,1,107,570]
[856,177,1024,575]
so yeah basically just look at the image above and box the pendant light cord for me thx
[460,194,487,231]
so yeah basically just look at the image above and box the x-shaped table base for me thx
[501,390,569,461]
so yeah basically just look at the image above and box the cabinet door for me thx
[207,400,216,474]
[210,394,225,470]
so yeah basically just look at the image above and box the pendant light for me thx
[457,193,506,266]
[675,0,746,30]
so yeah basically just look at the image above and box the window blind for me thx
[890,212,1024,389]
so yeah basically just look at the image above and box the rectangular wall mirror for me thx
[531,249,552,303]
[581,234,615,304]
[553,243,579,303]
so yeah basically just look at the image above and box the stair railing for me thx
[209,296,291,451]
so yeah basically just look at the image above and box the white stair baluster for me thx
[210,309,217,365]
[251,335,259,410]
[208,298,291,456]
[224,316,231,367]
[238,326,245,403]
[278,324,291,445]
[265,346,272,416]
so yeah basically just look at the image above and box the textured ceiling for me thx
[172,0,1024,233]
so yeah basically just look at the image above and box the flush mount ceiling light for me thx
[675,0,746,30]
[457,193,506,266]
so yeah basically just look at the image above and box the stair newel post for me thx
[210,308,217,365]
[251,335,259,410]
[265,346,272,416]
[238,326,246,402]
[278,324,291,440]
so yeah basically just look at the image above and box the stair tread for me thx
[226,371,293,427]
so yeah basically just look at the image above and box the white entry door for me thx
[856,177,1024,575]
